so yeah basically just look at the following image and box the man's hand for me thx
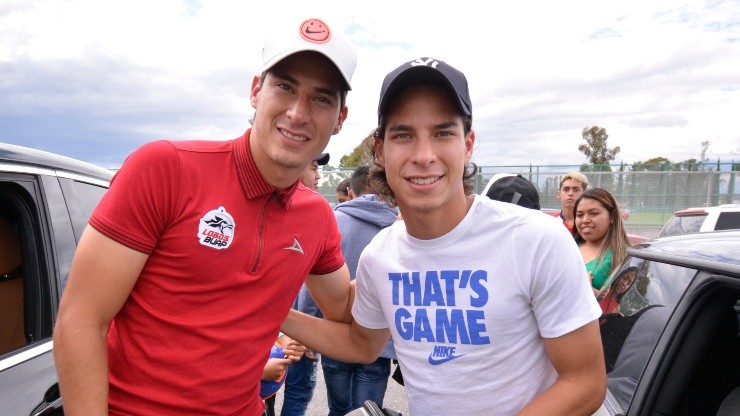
[282,339,307,363]
[262,358,292,381]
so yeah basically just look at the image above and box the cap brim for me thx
[262,48,353,91]
[315,153,330,165]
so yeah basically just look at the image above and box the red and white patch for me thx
[198,206,235,250]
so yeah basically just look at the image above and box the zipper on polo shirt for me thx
[252,190,278,272]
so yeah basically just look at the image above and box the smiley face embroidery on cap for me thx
[300,18,331,43]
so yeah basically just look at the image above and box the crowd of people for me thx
[52,15,635,416]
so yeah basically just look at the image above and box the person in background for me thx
[282,56,606,415]
[335,177,352,204]
[53,16,357,416]
[322,165,398,416]
[598,266,638,315]
[573,187,631,295]
[483,173,540,210]
[299,153,330,191]
[557,172,588,232]
[281,151,331,416]
[262,336,306,416]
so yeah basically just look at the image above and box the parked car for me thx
[593,230,740,415]
[0,143,112,415]
[658,204,740,238]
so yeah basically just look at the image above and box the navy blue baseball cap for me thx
[314,152,330,165]
[484,174,540,210]
[377,57,472,123]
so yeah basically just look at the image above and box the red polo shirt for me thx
[90,130,343,415]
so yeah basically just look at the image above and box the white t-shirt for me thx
[353,195,601,415]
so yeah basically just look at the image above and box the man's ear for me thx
[373,137,385,166]
[250,76,261,109]
[332,106,349,135]
[464,129,476,163]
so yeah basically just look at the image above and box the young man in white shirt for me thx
[283,57,606,415]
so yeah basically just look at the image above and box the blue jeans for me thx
[280,355,318,416]
[321,356,391,416]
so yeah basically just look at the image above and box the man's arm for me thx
[53,226,148,416]
[281,309,389,364]
[517,320,607,416]
[303,264,353,323]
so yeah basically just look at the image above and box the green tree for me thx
[339,131,375,168]
[632,157,671,171]
[675,158,701,172]
[578,126,621,168]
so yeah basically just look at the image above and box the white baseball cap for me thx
[261,17,357,90]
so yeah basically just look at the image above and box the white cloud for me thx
[1,0,739,168]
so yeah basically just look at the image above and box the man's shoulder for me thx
[362,220,399,247]
[473,196,568,239]
[132,139,234,162]
[292,188,329,205]
[169,139,235,154]
[475,196,556,222]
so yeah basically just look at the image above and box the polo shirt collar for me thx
[233,129,299,207]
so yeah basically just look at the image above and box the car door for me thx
[0,168,107,415]
[627,273,740,415]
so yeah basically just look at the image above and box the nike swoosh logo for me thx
[428,353,464,365]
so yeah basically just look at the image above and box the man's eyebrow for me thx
[435,120,460,129]
[315,85,341,99]
[387,123,412,133]
[272,71,299,85]
[271,71,341,98]
[388,119,460,132]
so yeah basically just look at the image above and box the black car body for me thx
[596,230,740,415]
[0,143,111,415]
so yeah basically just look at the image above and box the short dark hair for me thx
[336,178,351,194]
[349,166,371,196]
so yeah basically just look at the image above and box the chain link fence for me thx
[317,164,739,240]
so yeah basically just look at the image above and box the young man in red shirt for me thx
[54,17,356,416]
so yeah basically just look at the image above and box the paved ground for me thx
[274,362,410,416]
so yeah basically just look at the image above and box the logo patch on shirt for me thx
[198,206,235,249]
[428,345,464,365]
[284,237,304,254]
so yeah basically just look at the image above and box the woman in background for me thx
[573,188,631,295]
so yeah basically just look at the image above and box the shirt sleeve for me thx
[308,199,345,276]
[524,216,602,338]
[351,230,391,330]
[89,140,181,254]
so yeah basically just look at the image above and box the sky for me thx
[1,0,739,169]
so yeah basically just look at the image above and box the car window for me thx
[0,178,51,355]
[715,211,740,231]
[597,258,698,409]
[659,214,706,237]
[58,178,108,243]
